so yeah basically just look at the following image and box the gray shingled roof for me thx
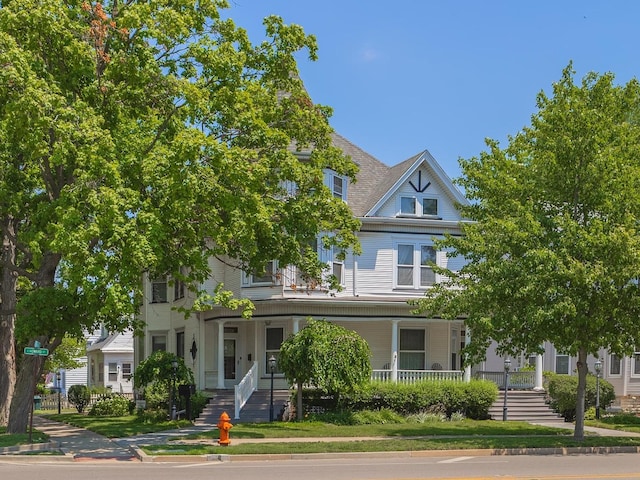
[331,132,394,217]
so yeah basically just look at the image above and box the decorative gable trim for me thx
[364,150,468,217]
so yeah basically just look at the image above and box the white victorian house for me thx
[135,129,640,415]
[135,132,473,413]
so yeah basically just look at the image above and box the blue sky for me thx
[223,1,640,179]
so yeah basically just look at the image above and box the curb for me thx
[129,445,640,463]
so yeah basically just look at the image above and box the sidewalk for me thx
[2,416,640,463]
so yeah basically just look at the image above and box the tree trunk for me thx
[7,352,44,434]
[296,380,303,421]
[574,347,588,441]
[0,216,18,426]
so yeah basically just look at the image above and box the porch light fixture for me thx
[503,358,511,421]
[269,355,276,422]
[190,336,198,363]
[594,359,602,420]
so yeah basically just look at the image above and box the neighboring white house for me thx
[86,328,134,394]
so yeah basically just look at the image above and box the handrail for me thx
[234,361,259,419]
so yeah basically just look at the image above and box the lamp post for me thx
[171,360,178,420]
[594,359,602,420]
[269,355,276,422]
[56,371,61,415]
[503,358,511,421]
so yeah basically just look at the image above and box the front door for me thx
[224,339,236,380]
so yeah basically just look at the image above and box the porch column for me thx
[391,320,399,382]
[217,320,226,389]
[198,313,206,389]
[463,327,472,382]
[534,353,544,391]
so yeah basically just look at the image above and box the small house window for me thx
[108,363,118,382]
[122,363,132,380]
[152,334,167,352]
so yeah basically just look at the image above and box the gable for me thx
[364,151,467,221]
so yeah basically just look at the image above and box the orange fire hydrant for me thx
[217,411,233,446]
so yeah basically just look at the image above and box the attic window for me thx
[422,198,438,216]
[332,175,344,199]
[399,196,439,217]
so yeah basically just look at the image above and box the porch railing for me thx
[372,369,463,383]
[234,361,259,419]
[474,370,535,389]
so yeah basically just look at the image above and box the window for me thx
[332,175,344,199]
[396,243,437,288]
[152,334,167,352]
[609,354,621,376]
[250,261,276,285]
[176,331,185,359]
[108,363,117,382]
[399,329,425,370]
[122,363,132,380]
[399,197,439,217]
[265,327,284,374]
[98,362,104,382]
[633,351,640,376]
[400,197,416,215]
[555,354,570,374]
[422,198,438,216]
[151,278,167,303]
[173,278,185,301]
[331,247,344,286]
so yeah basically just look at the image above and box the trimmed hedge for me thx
[302,380,498,420]
[545,373,616,421]
[67,385,91,413]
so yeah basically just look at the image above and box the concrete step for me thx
[489,390,562,422]
[195,389,290,425]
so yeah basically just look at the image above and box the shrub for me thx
[67,385,91,413]
[89,394,134,417]
[546,373,616,421]
[305,379,497,420]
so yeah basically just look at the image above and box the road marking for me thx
[437,456,476,463]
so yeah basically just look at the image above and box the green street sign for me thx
[24,347,49,356]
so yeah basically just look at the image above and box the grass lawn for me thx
[41,413,192,438]
[4,413,640,455]
[0,427,48,447]
[142,435,640,456]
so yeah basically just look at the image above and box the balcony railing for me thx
[372,369,463,383]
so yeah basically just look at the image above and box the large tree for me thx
[414,65,640,440]
[0,0,360,432]
[278,319,371,420]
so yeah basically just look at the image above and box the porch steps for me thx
[489,390,563,422]
[195,389,290,425]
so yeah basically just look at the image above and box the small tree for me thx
[133,351,194,414]
[279,319,371,420]
[67,385,90,413]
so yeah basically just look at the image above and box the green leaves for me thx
[279,319,372,396]
[416,64,640,362]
